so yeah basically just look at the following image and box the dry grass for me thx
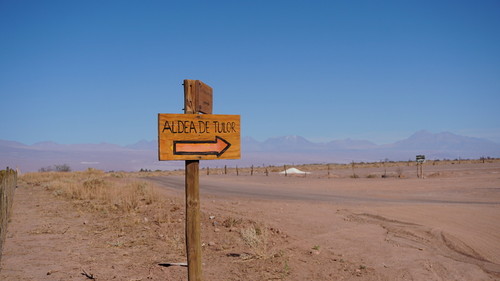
[21,169,160,214]
[20,169,189,258]
[222,216,243,228]
[240,222,270,258]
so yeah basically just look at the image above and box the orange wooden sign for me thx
[158,114,240,160]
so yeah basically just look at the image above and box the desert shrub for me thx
[110,172,125,178]
[55,164,71,172]
[83,177,106,190]
[38,166,53,172]
[110,181,157,212]
[223,217,243,228]
[241,223,268,258]
[39,164,71,172]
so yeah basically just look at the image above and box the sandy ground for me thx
[1,162,499,280]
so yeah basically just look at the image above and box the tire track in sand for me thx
[342,211,500,279]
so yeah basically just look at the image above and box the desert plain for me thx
[1,160,499,280]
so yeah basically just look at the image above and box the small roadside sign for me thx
[158,113,240,161]
[416,155,425,178]
[416,155,425,163]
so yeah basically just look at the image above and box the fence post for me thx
[0,167,17,263]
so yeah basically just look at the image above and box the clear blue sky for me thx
[1,0,499,145]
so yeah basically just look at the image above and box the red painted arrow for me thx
[173,136,231,157]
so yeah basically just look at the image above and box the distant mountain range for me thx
[1,130,499,172]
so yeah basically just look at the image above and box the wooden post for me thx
[284,165,287,176]
[251,165,254,176]
[183,80,202,281]
[416,163,423,179]
[236,165,239,176]
[159,80,239,281]
[224,165,227,175]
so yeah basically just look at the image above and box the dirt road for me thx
[148,172,500,205]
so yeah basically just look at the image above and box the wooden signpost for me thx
[158,80,240,281]
[416,155,425,178]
